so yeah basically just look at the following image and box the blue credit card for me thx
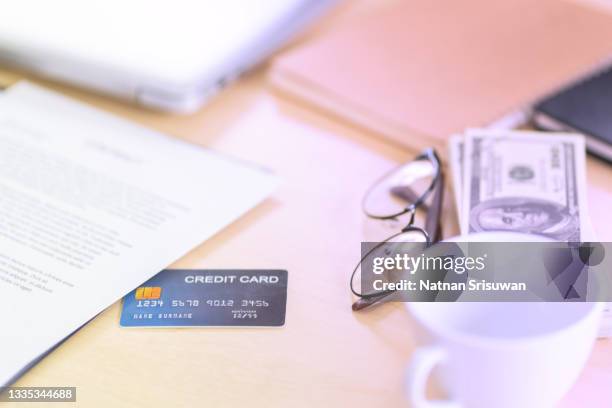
[120,269,287,327]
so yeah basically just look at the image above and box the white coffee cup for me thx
[405,232,603,408]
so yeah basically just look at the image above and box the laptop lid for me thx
[0,0,334,111]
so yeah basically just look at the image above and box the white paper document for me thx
[0,82,275,385]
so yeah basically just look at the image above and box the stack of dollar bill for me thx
[449,129,596,241]
[448,129,611,336]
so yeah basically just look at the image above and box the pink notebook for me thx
[270,0,612,152]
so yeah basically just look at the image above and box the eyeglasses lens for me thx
[363,158,435,218]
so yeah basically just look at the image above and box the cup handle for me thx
[406,346,461,408]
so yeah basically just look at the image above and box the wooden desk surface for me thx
[1,2,612,407]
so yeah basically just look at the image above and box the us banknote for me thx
[449,129,608,335]
[448,134,464,222]
[459,129,591,241]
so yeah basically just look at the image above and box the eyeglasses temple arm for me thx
[352,291,394,311]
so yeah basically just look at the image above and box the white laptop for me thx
[0,0,336,112]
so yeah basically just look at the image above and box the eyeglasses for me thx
[350,148,444,311]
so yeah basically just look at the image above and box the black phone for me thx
[533,66,612,163]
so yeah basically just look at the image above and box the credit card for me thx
[120,269,287,327]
